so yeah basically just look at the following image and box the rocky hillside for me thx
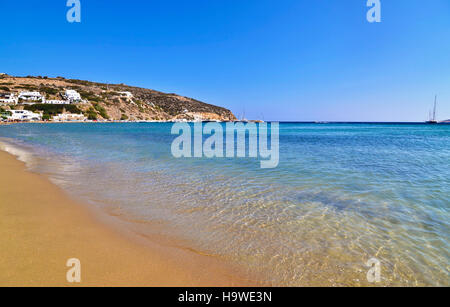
[0,75,237,121]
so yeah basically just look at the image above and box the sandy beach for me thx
[0,150,252,287]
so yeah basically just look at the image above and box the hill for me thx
[0,75,237,121]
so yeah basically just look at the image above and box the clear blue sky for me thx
[1,0,449,121]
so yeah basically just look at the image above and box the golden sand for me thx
[0,150,252,287]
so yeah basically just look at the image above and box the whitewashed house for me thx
[7,110,42,121]
[64,90,82,103]
[18,91,44,104]
[52,113,86,122]
[118,91,133,99]
[0,93,18,105]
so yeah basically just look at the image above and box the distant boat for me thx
[425,95,438,124]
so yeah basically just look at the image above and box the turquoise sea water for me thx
[0,123,449,286]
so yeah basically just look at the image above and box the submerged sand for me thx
[0,150,253,286]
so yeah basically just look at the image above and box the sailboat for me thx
[240,108,249,122]
[425,95,438,124]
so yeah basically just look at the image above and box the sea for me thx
[0,122,448,286]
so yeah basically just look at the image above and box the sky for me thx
[0,0,449,122]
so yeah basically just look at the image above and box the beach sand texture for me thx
[0,150,251,287]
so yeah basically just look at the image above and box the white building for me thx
[18,91,44,103]
[44,100,68,105]
[118,91,133,99]
[64,90,82,103]
[7,110,42,121]
[0,93,18,105]
[52,113,86,122]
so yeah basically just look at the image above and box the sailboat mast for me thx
[433,95,437,121]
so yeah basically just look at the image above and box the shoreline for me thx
[1,120,450,125]
[0,149,255,287]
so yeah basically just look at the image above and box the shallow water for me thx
[0,122,448,286]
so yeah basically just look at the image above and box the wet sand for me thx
[0,150,253,287]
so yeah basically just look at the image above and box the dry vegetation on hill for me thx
[0,75,237,121]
